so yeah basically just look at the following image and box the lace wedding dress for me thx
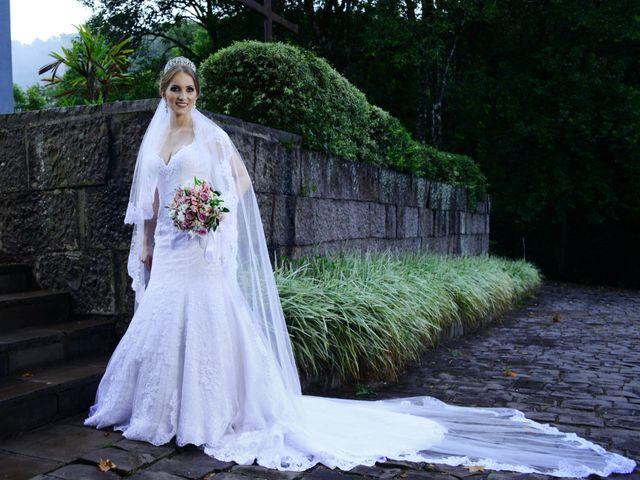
[84,102,635,477]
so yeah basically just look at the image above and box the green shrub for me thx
[419,145,489,202]
[199,40,488,202]
[275,251,541,385]
[200,40,371,162]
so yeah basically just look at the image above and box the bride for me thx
[84,57,635,477]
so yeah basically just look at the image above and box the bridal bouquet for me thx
[167,176,229,238]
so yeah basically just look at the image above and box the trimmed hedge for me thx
[199,41,488,202]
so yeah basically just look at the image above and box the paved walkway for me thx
[1,281,638,479]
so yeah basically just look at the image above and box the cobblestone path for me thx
[1,281,638,479]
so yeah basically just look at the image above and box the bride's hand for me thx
[141,244,154,271]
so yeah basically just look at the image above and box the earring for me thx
[164,102,168,113]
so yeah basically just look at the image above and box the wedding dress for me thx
[84,99,635,477]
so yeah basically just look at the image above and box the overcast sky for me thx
[10,0,92,44]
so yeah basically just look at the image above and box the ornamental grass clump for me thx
[275,251,541,385]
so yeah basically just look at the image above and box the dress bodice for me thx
[152,140,239,269]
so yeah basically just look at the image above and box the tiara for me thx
[163,56,196,74]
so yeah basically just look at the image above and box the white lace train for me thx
[84,142,636,477]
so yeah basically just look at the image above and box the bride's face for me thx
[163,71,198,116]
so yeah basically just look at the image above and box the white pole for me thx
[0,0,14,114]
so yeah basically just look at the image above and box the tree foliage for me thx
[13,84,50,112]
[39,23,134,103]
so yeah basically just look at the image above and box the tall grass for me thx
[274,251,541,385]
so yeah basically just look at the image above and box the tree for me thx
[79,0,250,62]
[13,83,50,111]
[39,23,134,104]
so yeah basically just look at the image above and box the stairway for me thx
[0,264,115,439]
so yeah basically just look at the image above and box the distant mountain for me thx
[11,34,76,88]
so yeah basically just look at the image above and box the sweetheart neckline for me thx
[157,141,196,168]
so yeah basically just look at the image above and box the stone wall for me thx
[0,99,490,326]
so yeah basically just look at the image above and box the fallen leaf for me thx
[98,458,116,472]
[21,372,33,377]
[466,465,485,472]
[504,367,518,378]
[552,313,561,323]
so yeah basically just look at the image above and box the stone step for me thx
[0,290,71,330]
[0,264,33,294]
[0,354,110,440]
[0,317,116,377]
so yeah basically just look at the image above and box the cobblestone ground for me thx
[1,281,638,479]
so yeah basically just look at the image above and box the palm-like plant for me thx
[39,23,134,104]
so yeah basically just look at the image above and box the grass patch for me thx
[275,251,541,385]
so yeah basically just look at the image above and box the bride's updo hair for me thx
[158,57,200,97]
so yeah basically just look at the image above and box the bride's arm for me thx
[141,187,159,270]
[230,150,252,197]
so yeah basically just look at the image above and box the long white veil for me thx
[124,98,301,396]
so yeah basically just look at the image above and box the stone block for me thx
[147,449,234,479]
[481,234,489,254]
[447,234,461,254]
[418,208,434,237]
[448,210,461,235]
[80,446,157,475]
[231,464,302,479]
[397,206,419,238]
[460,235,475,255]
[0,126,28,193]
[299,152,379,202]
[128,472,186,480]
[428,182,454,210]
[0,381,58,437]
[42,463,120,479]
[227,130,256,174]
[0,422,123,463]
[272,195,296,246]
[452,186,468,211]
[379,169,412,205]
[114,250,135,319]
[84,184,132,250]
[256,193,274,246]
[369,203,386,238]
[387,237,422,252]
[385,204,397,238]
[474,198,489,214]
[466,213,483,235]
[289,238,391,260]
[422,236,448,254]
[27,117,110,189]
[35,250,116,315]
[253,136,300,195]
[0,451,62,480]
[434,210,449,237]
[0,189,80,255]
[414,178,429,207]
[107,110,153,182]
[294,198,370,245]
